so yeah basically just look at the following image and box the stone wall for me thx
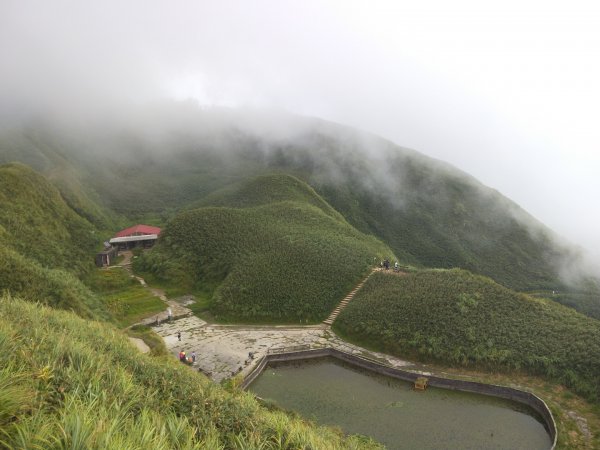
[242,347,556,449]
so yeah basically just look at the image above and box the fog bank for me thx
[1,0,599,267]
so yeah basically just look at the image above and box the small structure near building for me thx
[414,376,429,391]
[95,246,118,267]
[109,224,162,250]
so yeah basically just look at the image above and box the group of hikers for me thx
[177,329,196,365]
[179,349,196,365]
[380,259,401,272]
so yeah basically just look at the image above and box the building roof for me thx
[114,224,162,238]
[110,234,159,244]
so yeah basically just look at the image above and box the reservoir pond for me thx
[249,357,552,449]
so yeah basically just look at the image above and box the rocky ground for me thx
[153,316,414,382]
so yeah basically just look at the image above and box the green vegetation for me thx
[0,129,119,230]
[192,173,345,221]
[86,268,165,327]
[0,246,109,320]
[1,110,599,446]
[126,325,168,356]
[307,151,568,292]
[335,269,600,403]
[2,116,594,305]
[0,296,381,449]
[0,163,113,320]
[136,175,392,323]
[538,278,600,321]
[0,163,96,275]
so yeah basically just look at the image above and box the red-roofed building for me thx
[109,224,162,250]
[114,224,162,238]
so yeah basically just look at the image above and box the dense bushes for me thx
[0,247,108,320]
[0,163,96,275]
[335,269,600,403]
[137,176,392,322]
[139,202,390,323]
[0,296,382,449]
[0,163,117,321]
[3,122,594,310]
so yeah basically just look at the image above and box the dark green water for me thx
[249,357,552,450]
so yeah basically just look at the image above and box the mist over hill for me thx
[0,105,597,315]
[1,103,600,447]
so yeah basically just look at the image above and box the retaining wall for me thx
[242,347,556,449]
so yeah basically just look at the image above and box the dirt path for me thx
[128,337,150,353]
[118,250,133,269]
[116,250,194,328]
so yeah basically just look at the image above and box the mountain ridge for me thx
[0,107,597,316]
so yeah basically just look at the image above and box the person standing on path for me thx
[191,351,196,363]
[167,307,173,322]
[177,331,181,341]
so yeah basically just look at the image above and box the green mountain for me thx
[0,162,96,274]
[1,108,596,317]
[0,146,384,448]
[0,129,118,229]
[1,107,599,446]
[0,163,109,319]
[137,174,391,323]
[335,269,600,403]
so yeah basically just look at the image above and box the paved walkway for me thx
[153,316,414,382]
[126,262,415,381]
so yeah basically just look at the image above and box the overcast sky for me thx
[1,0,599,260]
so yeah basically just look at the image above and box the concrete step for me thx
[323,268,377,326]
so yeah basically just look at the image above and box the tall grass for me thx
[0,162,96,275]
[0,246,109,320]
[86,268,165,327]
[335,269,600,403]
[0,295,382,449]
[136,175,393,323]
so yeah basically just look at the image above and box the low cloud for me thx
[1,0,598,271]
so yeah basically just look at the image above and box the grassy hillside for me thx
[0,247,109,320]
[191,173,345,221]
[543,278,600,321]
[136,175,392,323]
[334,269,600,403]
[0,162,96,275]
[85,268,165,327]
[0,163,114,320]
[262,131,569,292]
[0,130,119,230]
[1,111,596,315]
[0,295,381,449]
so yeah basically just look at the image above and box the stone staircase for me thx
[322,269,378,326]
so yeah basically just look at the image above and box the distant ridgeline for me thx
[0,111,597,319]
